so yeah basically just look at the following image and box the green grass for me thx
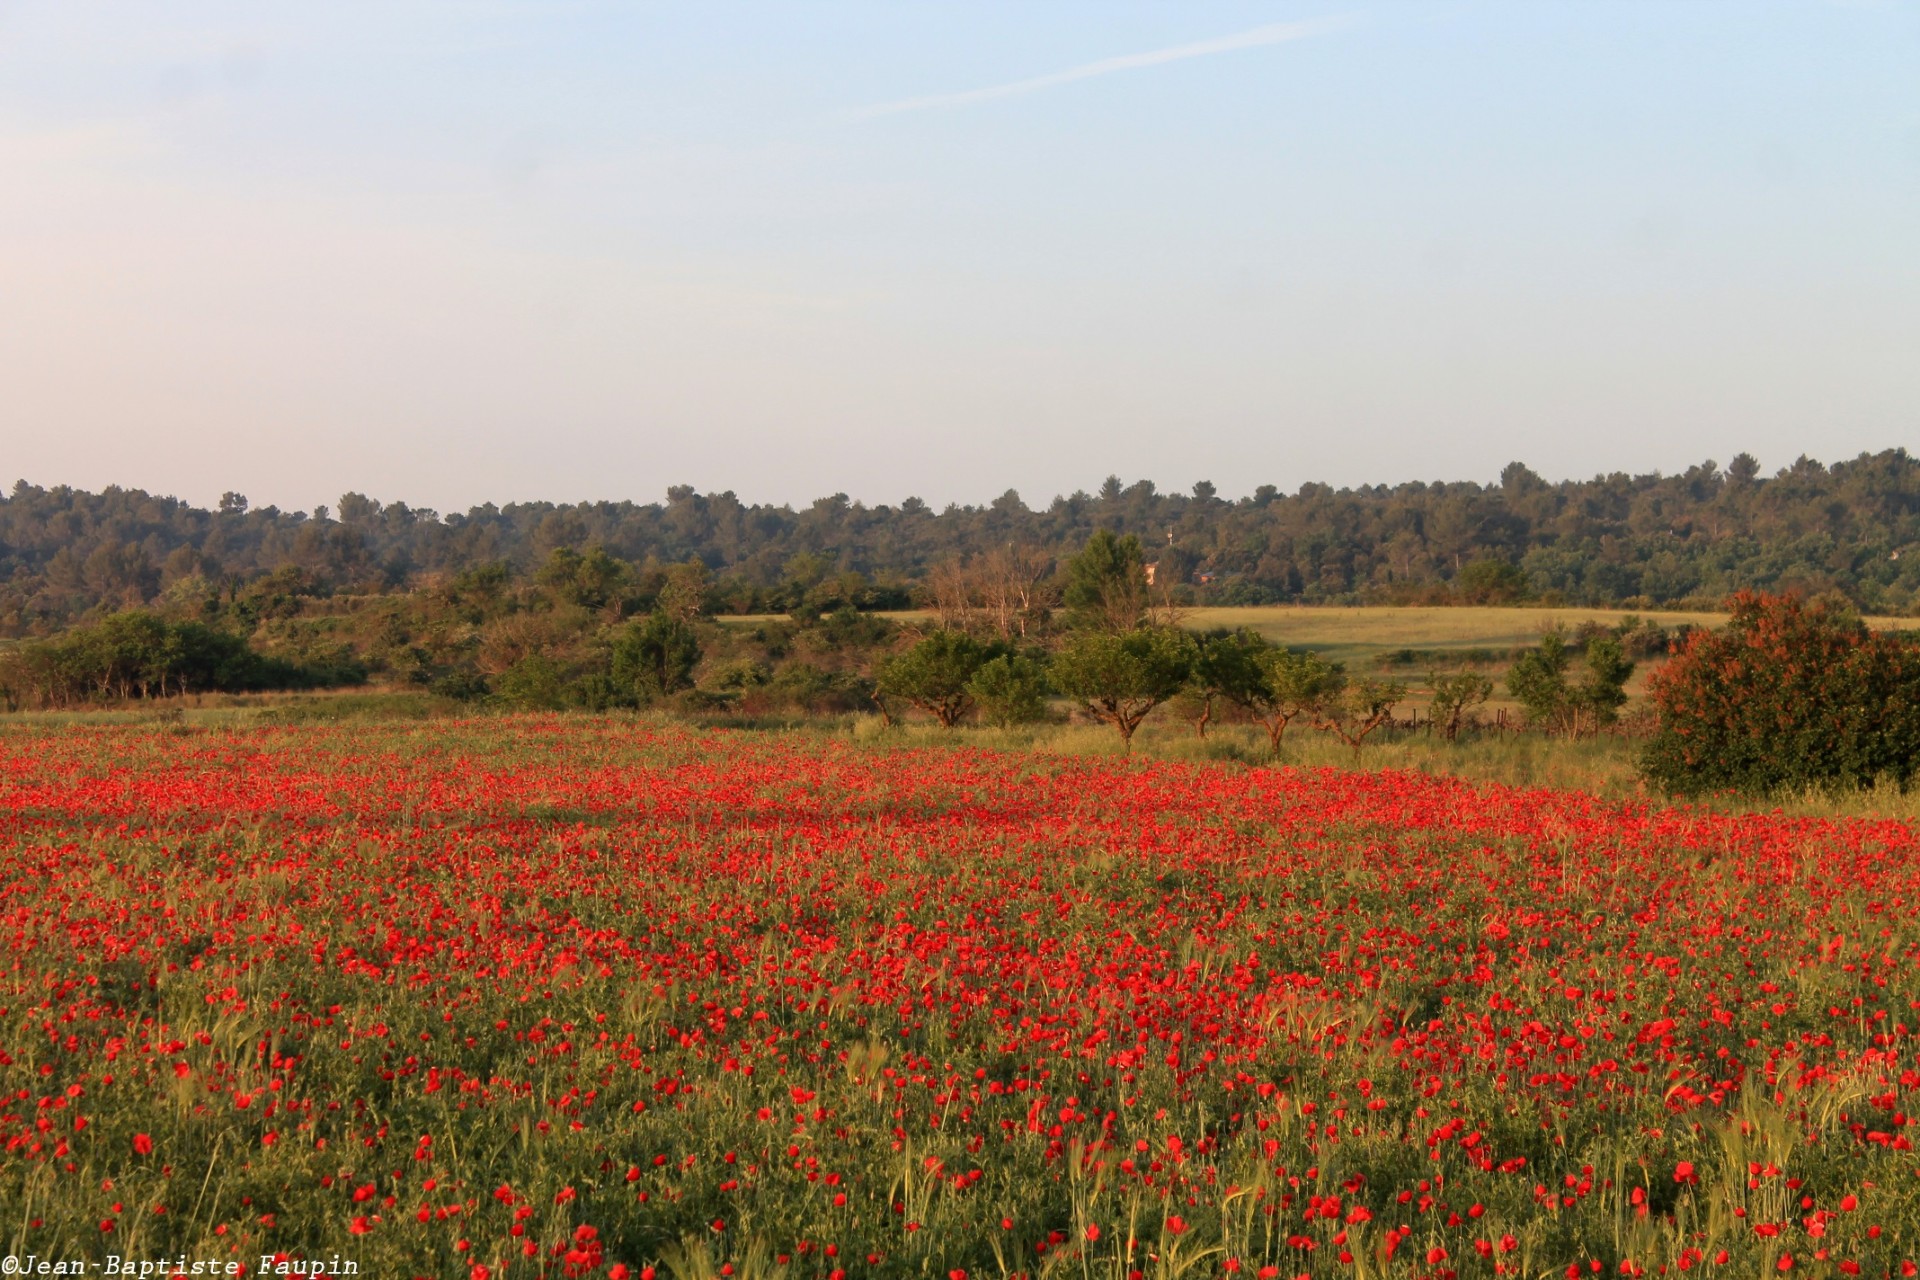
[1178,605,1723,665]
[738,604,1920,654]
[0,688,467,730]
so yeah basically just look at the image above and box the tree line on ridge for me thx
[5,449,1920,635]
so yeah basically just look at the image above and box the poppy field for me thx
[1,721,1917,1279]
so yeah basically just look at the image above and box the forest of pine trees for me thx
[4,449,1920,635]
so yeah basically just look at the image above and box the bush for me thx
[610,611,701,703]
[429,669,490,703]
[763,663,873,715]
[1640,592,1920,796]
[965,653,1050,727]
[566,673,626,712]
[490,653,569,710]
[1454,557,1529,604]
[0,610,362,708]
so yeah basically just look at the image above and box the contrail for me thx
[848,16,1350,120]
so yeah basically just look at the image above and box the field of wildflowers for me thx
[0,720,1915,1278]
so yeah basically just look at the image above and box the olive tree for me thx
[1311,674,1407,758]
[876,630,996,728]
[1050,626,1195,750]
[1428,669,1494,741]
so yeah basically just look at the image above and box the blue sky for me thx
[2,2,1916,513]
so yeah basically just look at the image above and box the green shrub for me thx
[610,611,701,703]
[429,668,490,702]
[0,610,362,708]
[965,653,1050,727]
[491,654,568,710]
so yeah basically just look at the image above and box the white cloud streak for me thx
[849,16,1350,120]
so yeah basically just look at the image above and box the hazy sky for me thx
[3,2,1917,514]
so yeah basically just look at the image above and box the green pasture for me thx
[1181,604,1714,665]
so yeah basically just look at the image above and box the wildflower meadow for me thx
[0,721,1915,1278]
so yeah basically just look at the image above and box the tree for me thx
[536,546,630,613]
[1427,670,1493,742]
[15,449,1920,635]
[611,611,701,703]
[876,630,996,728]
[1063,530,1148,632]
[965,653,1051,727]
[1640,592,1920,796]
[1506,635,1572,730]
[657,559,712,621]
[1311,674,1407,758]
[1179,629,1269,739]
[1145,544,1196,629]
[1507,631,1635,736]
[925,546,1056,640]
[1454,558,1529,604]
[1580,634,1634,727]
[977,545,1057,639]
[1050,627,1194,750]
[0,610,351,707]
[1244,645,1342,756]
[1167,680,1216,739]
[924,557,981,635]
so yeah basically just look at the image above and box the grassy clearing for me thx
[735,605,1920,651]
[1179,606,1720,665]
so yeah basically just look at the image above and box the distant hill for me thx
[5,449,1919,634]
